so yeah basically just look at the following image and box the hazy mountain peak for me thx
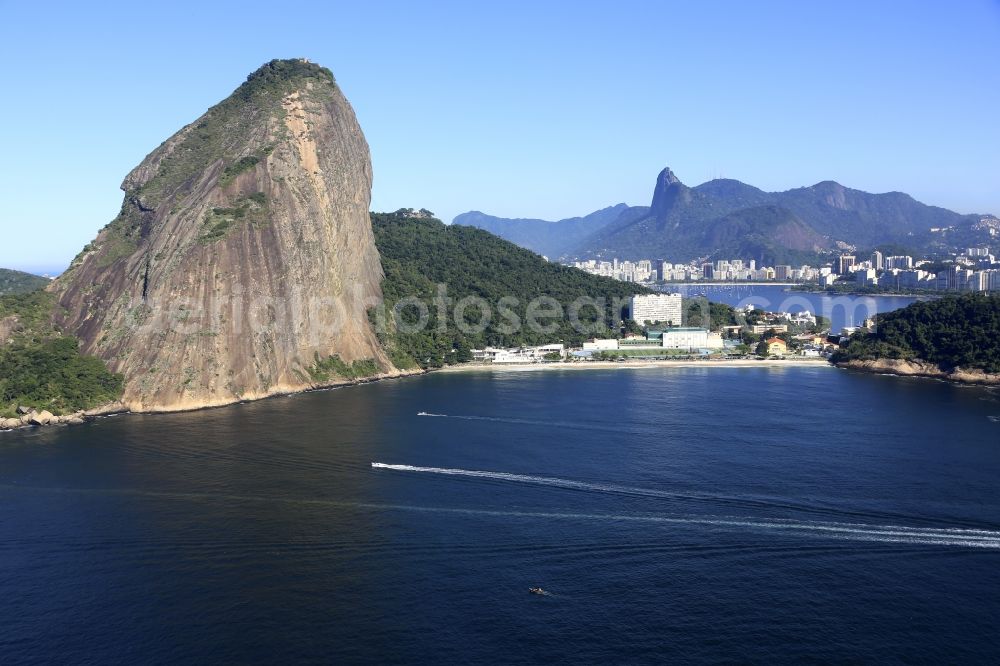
[650,167,692,215]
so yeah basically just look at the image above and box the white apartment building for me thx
[629,293,683,325]
[661,327,709,350]
[582,338,620,351]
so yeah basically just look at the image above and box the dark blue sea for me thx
[2,366,1000,664]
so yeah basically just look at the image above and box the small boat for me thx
[417,411,429,416]
[528,587,547,595]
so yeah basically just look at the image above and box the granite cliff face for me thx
[51,59,401,412]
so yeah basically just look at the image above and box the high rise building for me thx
[629,293,683,326]
[871,250,884,270]
[837,255,856,275]
[886,255,913,270]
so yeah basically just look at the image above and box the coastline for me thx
[1,368,428,432]
[662,282,800,287]
[436,358,833,373]
[837,358,1000,386]
[789,287,939,298]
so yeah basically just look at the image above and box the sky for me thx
[1,0,998,273]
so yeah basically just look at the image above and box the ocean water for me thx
[2,366,999,663]
[667,284,922,333]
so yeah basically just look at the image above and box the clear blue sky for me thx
[2,0,998,273]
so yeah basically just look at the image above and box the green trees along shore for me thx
[0,291,123,417]
[833,292,1000,373]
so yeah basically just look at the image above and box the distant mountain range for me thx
[452,204,630,259]
[0,268,48,296]
[454,168,996,264]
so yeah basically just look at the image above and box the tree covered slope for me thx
[0,268,49,296]
[0,291,123,417]
[833,292,1000,373]
[372,212,650,367]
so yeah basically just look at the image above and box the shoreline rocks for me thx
[0,405,119,432]
[837,358,1000,386]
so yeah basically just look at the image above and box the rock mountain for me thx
[456,167,992,263]
[51,59,405,412]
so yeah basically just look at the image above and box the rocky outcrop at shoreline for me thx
[838,358,1000,385]
[0,402,128,432]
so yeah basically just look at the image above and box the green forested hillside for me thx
[372,212,650,367]
[0,268,49,296]
[832,292,1000,373]
[0,291,123,417]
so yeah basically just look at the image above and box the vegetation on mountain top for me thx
[130,59,334,209]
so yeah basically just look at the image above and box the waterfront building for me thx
[855,268,878,286]
[886,255,914,270]
[582,339,620,351]
[837,255,857,275]
[661,327,710,350]
[871,250,884,270]
[765,337,788,356]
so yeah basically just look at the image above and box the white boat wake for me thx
[370,462,1000,550]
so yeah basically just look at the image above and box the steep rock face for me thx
[51,59,399,411]
[649,167,692,216]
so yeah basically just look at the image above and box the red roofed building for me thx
[766,337,788,356]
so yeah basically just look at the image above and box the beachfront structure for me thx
[529,344,566,359]
[661,327,709,350]
[582,338,620,351]
[471,344,565,363]
[629,293,682,325]
[766,338,788,356]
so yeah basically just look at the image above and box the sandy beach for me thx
[436,358,834,373]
